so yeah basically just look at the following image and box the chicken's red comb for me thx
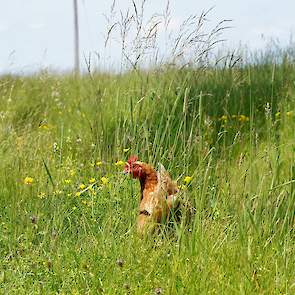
[127,155,139,163]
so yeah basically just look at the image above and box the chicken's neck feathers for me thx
[139,165,158,199]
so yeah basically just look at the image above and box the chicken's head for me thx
[124,155,144,178]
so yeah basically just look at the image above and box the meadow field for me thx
[0,48,295,294]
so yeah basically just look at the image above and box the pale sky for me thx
[0,0,294,74]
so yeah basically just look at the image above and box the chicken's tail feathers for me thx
[157,162,167,174]
[157,162,179,194]
[157,162,170,184]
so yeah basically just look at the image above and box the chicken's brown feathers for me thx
[124,159,180,235]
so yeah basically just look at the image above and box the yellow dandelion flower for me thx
[64,179,71,184]
[101,176,109,185]
[89,178,96,184]
[24,177,34,185]
[115,160,125,167]
[239,115,249,122]
[219,115,228,122]
[286,111,293,117]
[183,176,193,185]
[79,183,86,190]
[96,161,102,167]
[123,148,130,153]
[39,124,49,130]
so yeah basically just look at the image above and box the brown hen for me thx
[124,155,179,234]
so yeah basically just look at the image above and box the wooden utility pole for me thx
[73,0,80,75]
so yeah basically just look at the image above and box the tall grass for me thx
[0,55,294,293]
[1,2,295,293]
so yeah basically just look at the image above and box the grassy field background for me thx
[0,47,295,294]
